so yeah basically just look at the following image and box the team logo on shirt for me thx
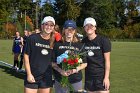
[88,50,94,56]
[59,46,79,51]
[41,49,48,55]
[36,43,50,49]
[85,46,100,50]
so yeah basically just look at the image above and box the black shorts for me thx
[85,76,106,91]
[24,73,53,89]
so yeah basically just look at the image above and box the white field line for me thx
[0,60,13,67]
[0,60,25,71]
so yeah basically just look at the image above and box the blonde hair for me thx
[41,24,55,49]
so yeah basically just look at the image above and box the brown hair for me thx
[49,30,55,49]
[54,24,61,33]
[61,28,79,43]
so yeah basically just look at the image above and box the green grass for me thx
[0,40,24,93]
[0,40,140,93]
[0,40,13,64]
[110,42,140,93]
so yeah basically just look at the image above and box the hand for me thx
[103,78,110,91]
[27,74,36,83]
[19,45,22,47]
[72,69,78,74]
[66,70,73,75]
[60,70,69,76]
[65,69,78,76]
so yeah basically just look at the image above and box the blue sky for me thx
[33,0,55,6]
[33,0,55,3]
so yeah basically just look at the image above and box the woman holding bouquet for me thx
[52,20,87,93]
[82,17,111,93]
[24,16,55,93]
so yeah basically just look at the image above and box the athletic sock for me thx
[19,60,23,69]
[16,60,19,68]
[13,60,16,67]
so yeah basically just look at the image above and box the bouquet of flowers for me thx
[57,50,85,91]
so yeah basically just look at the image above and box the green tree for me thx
[53,0,66,25]
[79,0,115,28]
[0,0,34,38]
[41,3,54,16]
[54,0,81,25]
[65,0,81,20]
[112,0,126,27]
[0,0,16,38]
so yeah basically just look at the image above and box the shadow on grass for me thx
[0,65,25,80]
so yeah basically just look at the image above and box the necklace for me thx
[40,33,50,40]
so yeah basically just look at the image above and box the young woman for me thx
[52,20,87,93]
[82,17,111,93]
[12,31,23,70]
[24,16,55,93]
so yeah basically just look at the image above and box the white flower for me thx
[78,58,83,63]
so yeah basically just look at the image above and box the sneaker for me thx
[11,66,16,70]
[15,67,19,71]
[17,69,22,72]
[75,90,87,93]
[17,69,25,73]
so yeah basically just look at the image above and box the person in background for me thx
[52,20,87,93]
[12,31,23,70]
[35,28,41,34]
[18,29,29,72]
[54,24,61,42]
[82,17,111,93]
[28,31,32,35]
[24,16,55,93]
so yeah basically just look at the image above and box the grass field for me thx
[0,40,140,93]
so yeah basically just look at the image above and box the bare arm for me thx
[24,53,35,83]
[103,52,111,90]
[12,39,15,53]
[20,37,24,46]
[52,62,68,76]
[20,37,24,53]
[104,52,110,79]
[72,63,87,74]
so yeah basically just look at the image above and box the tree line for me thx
[0,0,140,39]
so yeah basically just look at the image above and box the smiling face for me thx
[84,24,96,35]
[42,21,55,34]
[64,27,76,38]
